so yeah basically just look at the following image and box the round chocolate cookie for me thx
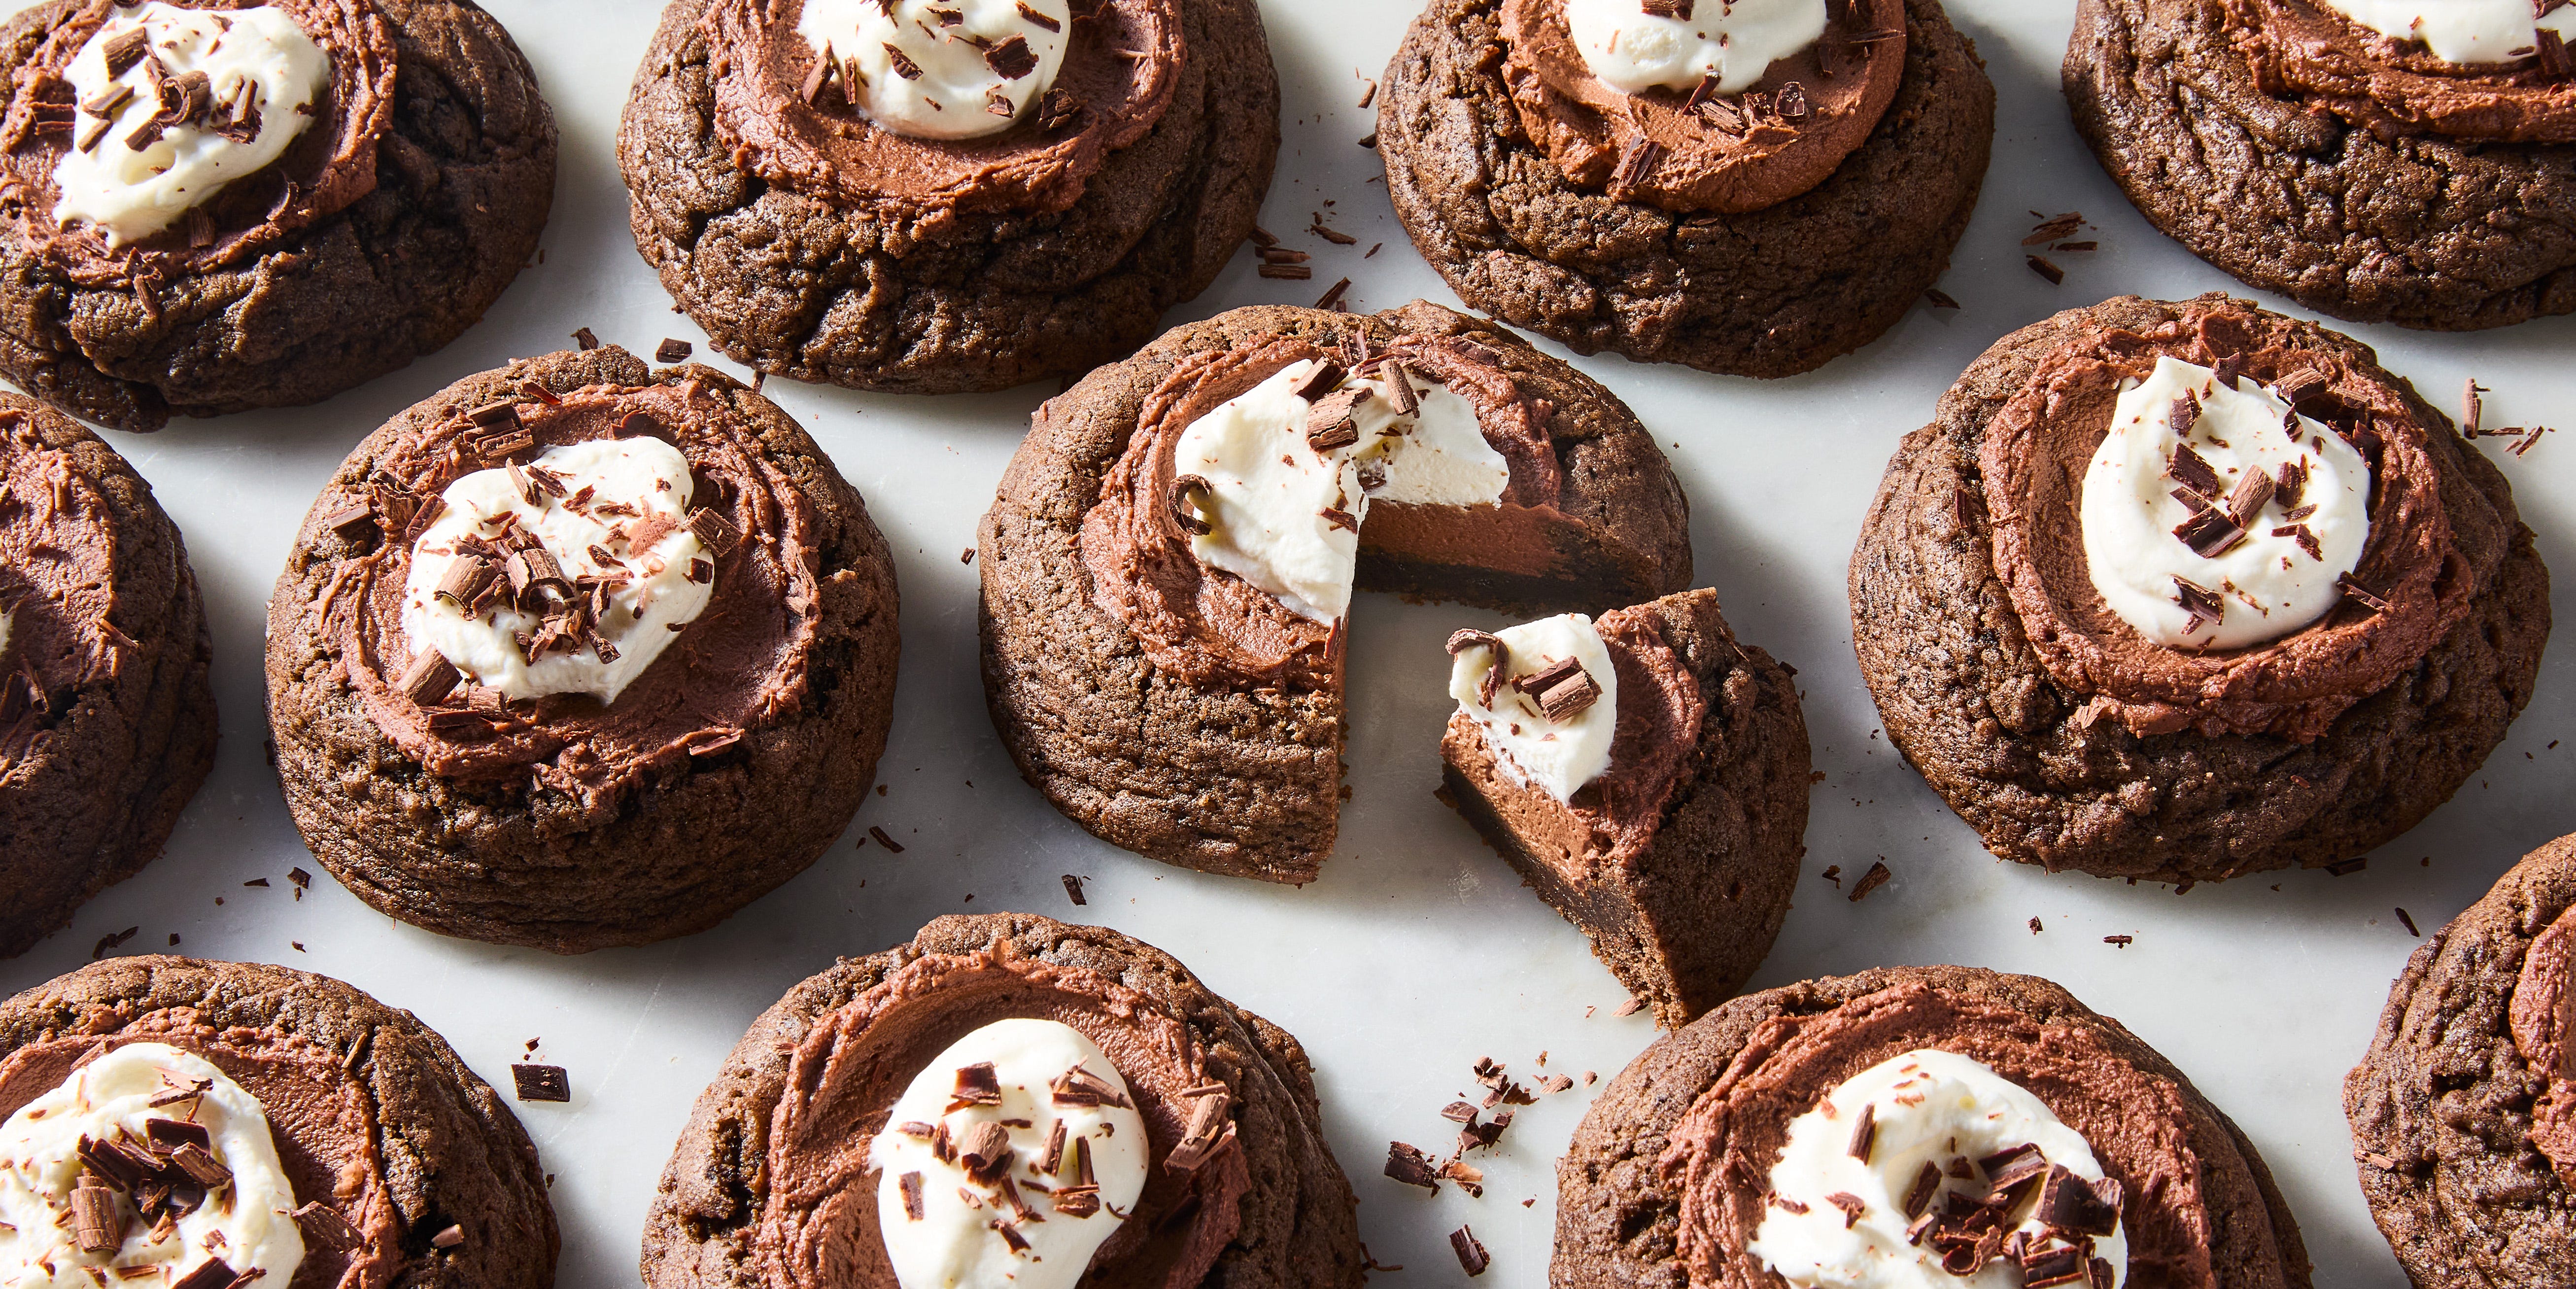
[0,0,556,432]
[2066,0,2576,331]
[979,300,1693,884]
[1376,0,1994,379]
[641,911,1365,1289]
[265,344,900,953]
[2346,833,2576,1288]
[618,0,1278,395]
[0,392,214,957]
[1850,293,2547,884]
[1557,965,2313,1289]
[0,954,556,1289]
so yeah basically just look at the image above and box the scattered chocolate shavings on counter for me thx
[1309,212,1357,245]
[1356,78,1376,108]
[654,338,692,363]
[1357,131,1376,148]
[868,826,905,853]
[1315,277,1353,311]
[1061,874,1086,905]
[2052,241,2096,252]
[89,926,139,960]
[1257,262,1312,280]
[1612,996,1645,1017]
[960,547,975,564]
[1439,1158,1484,1197]
[2023,212,2085,245]
[2103,935,2133,947]
[2508,424,2554,456]
[512,1064,570,1103]
[288,868,312,900]
[1383,1141,1440,1190]
[2395,907,2420,937]
[1366,242,1382,258]
[1583,1071,1596,1085]
[2029,917,2043,934]
[1821,864,1842,888]
[1848,861,1892,903]
[2026,255,2064,285]
[1359,1245,1403,1274]
[291,941,306,952]
[2325,857,2367,876]
[1449,1225,1490,1277]
[572,326,599,350]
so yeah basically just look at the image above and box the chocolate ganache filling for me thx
[0,0,397,285]
[699,0,1180,214]
[2239,0,2576,142]
[1979,300,2493,741]
[753,948,1246,1289]
[2512,900,2576,1184]
[318,379,825,801]
[0,408,125,741]
[1497,0,1906,212]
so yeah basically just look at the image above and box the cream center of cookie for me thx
[867,1018,1147,1289]
[400,436,712,704]
[1447,613,1617,801]
[0,1043,305,1289]
[2321,0,2576,64]
[1172,357,1508,622]
[1748,1048,2129,1289]
[797,0,1072,141]
[52,2,328,245]
[1562,0,1828,96]
[2080,355,2369,652]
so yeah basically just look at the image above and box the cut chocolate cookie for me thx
[0,0,555,431]
[1378,0,1993,378]
[0,393,214,957]
[979,301,1693,884]
[2067,0,2576,331]
[1851,293,2547,883]
[2347,833,2576,1288]
[1439,589,1810,1028]
[1557,966,2312,1289]
[265,345,900,952]
[0,955,556,1289]
[641,911,1364,1289]
[618,0,1278,395]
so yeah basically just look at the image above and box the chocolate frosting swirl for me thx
[0,0,397,286]
[0,408,125,726]
[2239,0,2576,142]
[698,0,1180,214]
[2512,900,2576,1184]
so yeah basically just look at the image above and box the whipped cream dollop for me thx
[0,1043,305,1289]
[53,2,328,244]
[867,1018,1148,1289]
[796,0,1073,140]
[2320,0,2576,64]
[1563,0,1829,95]
[1748,1048,2129,1289]
[2081,355,2369,652]
[401,436,711,704]
[1447,612,1618,801]
[1172,357,1510,622]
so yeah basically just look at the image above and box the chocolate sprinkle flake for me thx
[2104,934,2134,947]
[1060,873,1086,904]
[884,42,925,79]
[899,1171,925,1220]
[511,1064,571,1103]
[686,507,742,556]
[800,43,838,105]
[1309,212,1358,245]
[654,338,693,363]
[2026,255,2064,285]
[1168,474,1215,536]
[2173,505,2246,558]
[1384,1141,1441,1189]
[1611,137,1665,192]
[1848,860,1892,903]
[2167,443,2222,497]
[2038,1165,2123,1235]
[1448,1225,1490,1278]
[2023,212,2084,245]
[1314,277,1353,311]
[1847,1102,1877,1162]
[2338,574,2392,613]
[399,650,461,706]
[2172,576,2224,624]
[1827,1191,1867,1227]
[2271,523,2323,561]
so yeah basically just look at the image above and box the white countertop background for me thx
[5,0,2573,1284]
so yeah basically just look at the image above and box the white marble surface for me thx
[4,0,2573,1285]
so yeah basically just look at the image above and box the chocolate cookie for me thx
[1,392,214,958]
[0,0,555,432]
[1440,589,1811,1028]
[2346,833,2576,1288]
[1557,965,2312,1289]
[0,954,556,1289]
[265,344,900,952]
[641,911,1365,1289]
[1377,0,1994,378]
[1850,293,2547,883]
[618,0,1278,395]
[979,300,1692,884]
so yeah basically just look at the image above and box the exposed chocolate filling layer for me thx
[1496,0,1906,213]
[0,407,122,737]
[2241,0,2576,142]
[1656,981,2217,1289]
[699,0,1179,214]
[0,0,397,286]
[2512,900,2576,1184]
[1979,298,2481,740]
[753,948,1245,1289]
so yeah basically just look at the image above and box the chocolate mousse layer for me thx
[2512,898,2576,1182]
[2241,0,2576,142]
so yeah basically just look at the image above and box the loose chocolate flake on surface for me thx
[2104,935,2133,947]
[1384,1141,1440,1189]
[2026,256,2064,285]
[2338,574,2392,613]
[1449,1224,1490,1277]
[1167,474,1214,536]
[2167,443,2222,498]
[1848,861,1892,903]
[952,1062,1004,1108]
[653,338,693,363]
[868,826,905,853]
[1924,288,1961,310]
[1060,873,1086,904]
[1848,1102,1877,1162]
[2224,467,2275,527]
[2324,857,2367,876]
[511,1063,570,1103]
[2395,907,2420,937]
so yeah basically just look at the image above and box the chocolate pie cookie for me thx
[618,0,1277,395]
[0,392,214,958]
[1557,966,2313,1289]
[264,343,900,953]
[0,0,555,432]
[1377,0,1994,378]
[0,954,556,1289]
[1439,589,1810,1028]
[2346,832,2576,1289]
[1850,293,2547,884]
[2068,0,2576,330]
[979,301,1692,884]
[640,911,1365,1289]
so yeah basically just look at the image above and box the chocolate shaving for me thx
[1164,1087,1236,1172]
[2338,574,2391,613]
[1385,1141,1440,1189]
[1313,277,1353,312]
[2272,369,2326,406]
[686,507,741,556]
[168,1143,229,1187]
[572,326,599,350]
[1924,288,1960,310]
[2024,1244,2089,1288]
[2166,393,2202,439]
[1167,474,1214,536]
[2037,1165,2122,1236]
[72,1181,119,1253]
[291,1202,362,1251]
[1049,1065,1131,1108]
[2172,576,2224,623]
[1291,359,1346,401]
[1776,81,1809,123]
[2167,443,2222,497]
[1903,1160,1942,1218]
[1376,359,1419,414]
[1847,1102,1877,1162]
[897,1171,925,1220]
[321,501,375,539]
[399,650,460,706]
[169,1260,235,1289]
[1319,505,1358,532]
[2397,906,2420,936]
[1309,212,1358,245]
[1642,0,1695,16]
[146,1118,210,1152]
[1448,1225,1489,1277]
[958,1120,1012,1184]
[1060,873,1086,905]
[103,27,149,77]
[1514,656,1601,722]
[653,338,693,363]
[2211,354,2244,389]
[2271,523,2322,561]
[1256,263,1312,280]
[2541,28,2573,78]
[952,1062,1004,1107]
[1306,387,1369,450]
[2173,505,2245,558]
[2023,212,2084,245]
[2026,255,2064,285]
[1848,860,1892,902]
[511,1064,570,1103]
[2225,466,2275,526]
[884,42,924,79]
[1017,1,1062,30]
[984,34,1038,80]
[1979,1142,2048,1193]
[1610,137,1664,192]
[1826,1191,1866,1227]
[1034,86,1081,131]
[2325,856,2368,876]
[2273,457,2308,508]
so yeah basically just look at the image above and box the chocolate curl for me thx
[1167,475,1214,537]
[1445,629,1507,706]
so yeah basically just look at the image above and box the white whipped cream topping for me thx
[54,2,328,245]
[1563,0,1829,96]
[2081,355,2369,651]
[867,1018,1147,1289]
[1175,357,1511,623]
[1749,1049,2129,1289]
[1447,612,1618,802]
[2322,0,2576,64]
[798,0,1072,140]
[0,1043,305,1289]
[401,436,710,704]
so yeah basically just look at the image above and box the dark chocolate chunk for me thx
[1290,360,1345,401]
[169,1259,235,1289]
[1385,1141,1440,1189]
[2173,506,2245,558]
[2038,1164,2122,1236]
[686,507,741,556]
[71,1181,119,1253]
[985,35,1037,79]
[2026,255,2064,285]
[2272,369,2326,406]
[1979,1142,2047,1193]
[2172,576,2224,624]
[169,1142,230,1187]
[1164,1086,1236,1172]
[320,501,375,539]
[1060,873,1085,905]
[654,338,693,363]
[398,650,461,706]
[1449,1225,1490,1277]
[2167,443,2222,497]
[103,27,150,77]
[572,326,599,350]
[958,1120,1012,1184]
[291,1201,362,1250]
[883,43,924,79]
[511,1064,571,1103]
[1377,360,1419,415]
[1049,1064,1131,1108]
[2023,1243,2089,1288]
[1776,81,1809,122]
[1903,1160,1942,1218]
[953,1062,1004,1107]
[2225,466,2275,526]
